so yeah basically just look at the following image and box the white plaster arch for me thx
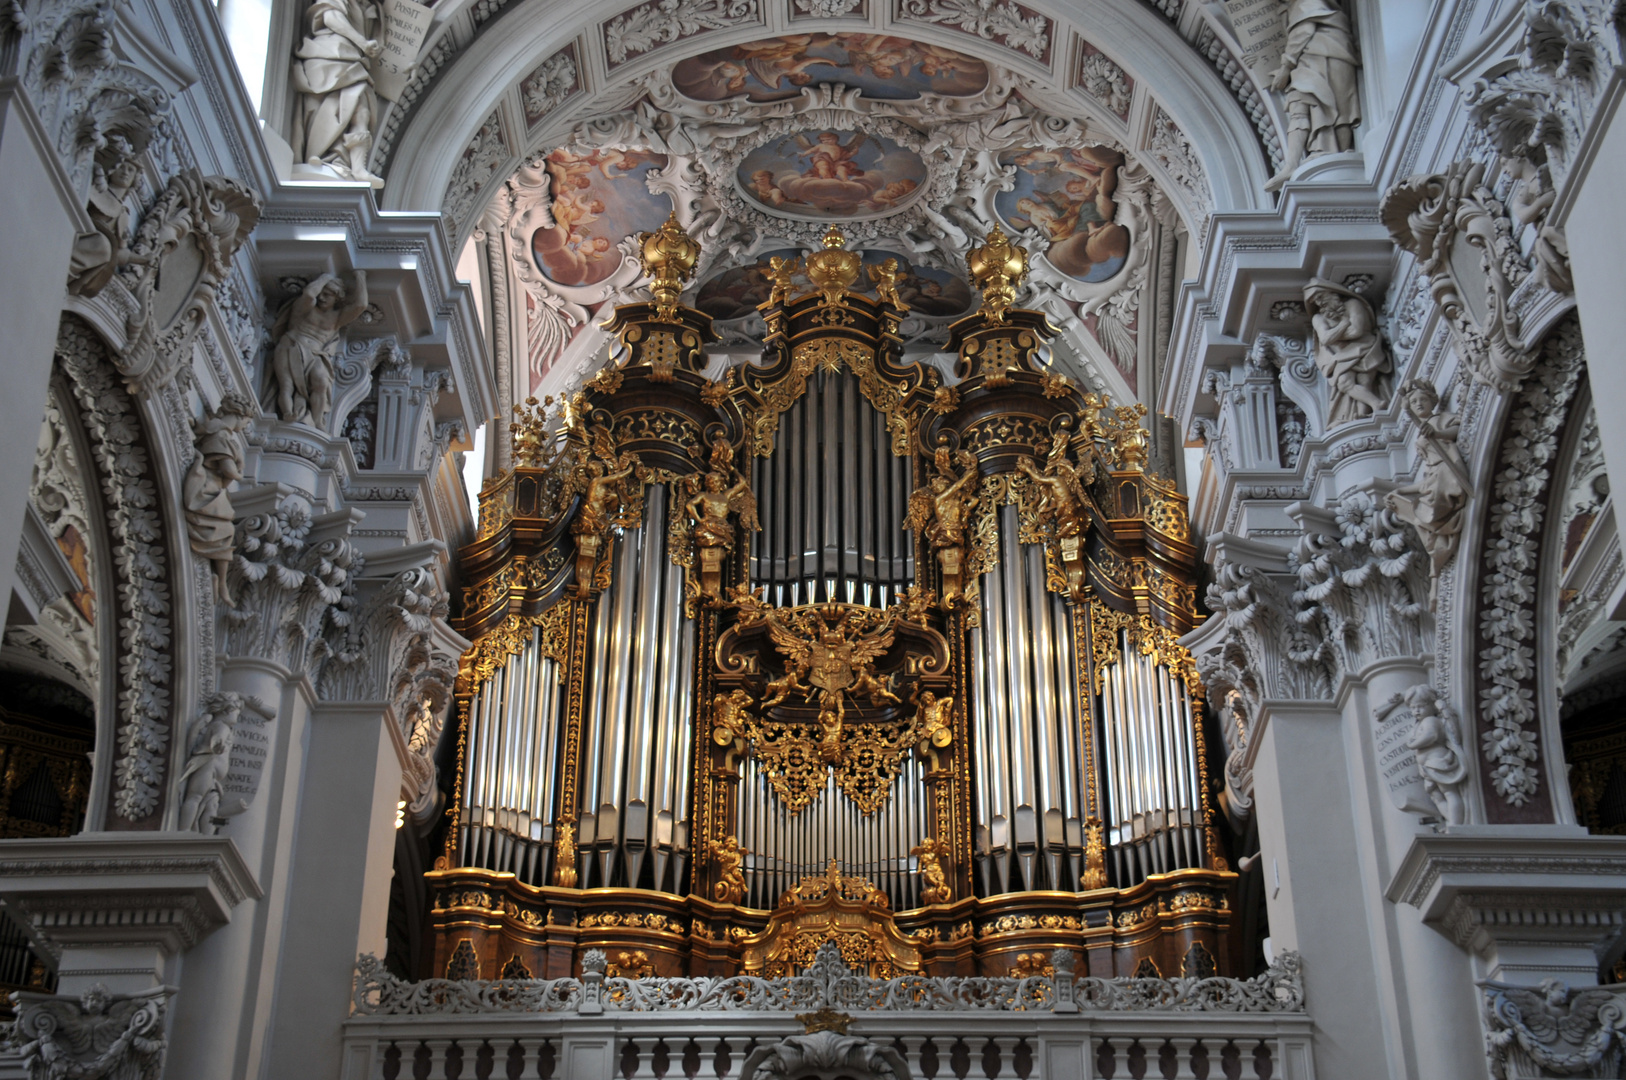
[380,0,1276,249]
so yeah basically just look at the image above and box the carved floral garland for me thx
[1477,318,1584,805]
[56,317,176,821]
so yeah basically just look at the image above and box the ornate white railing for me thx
[341,945,1315,1079]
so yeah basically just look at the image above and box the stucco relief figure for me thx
[270,271,369,429]
[1304,278,1389,426]
[1402,685,1468,825]
[177,692,249,833]
[291,0,386,188]
[903,446,980,610]
[67,137,144,297]
[1386,379,1469,602]
[1501,155,1573,294]
[184,393,255,603]
[1264,0,1361,192]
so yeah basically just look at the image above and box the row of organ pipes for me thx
[451,223,1212,926]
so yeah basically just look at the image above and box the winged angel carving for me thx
[1483,979,1626,1079]
[679,435,760,602]
[6,984,170,1080]
[569,424,644,595]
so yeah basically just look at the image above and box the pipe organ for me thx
[435,219,1233,983]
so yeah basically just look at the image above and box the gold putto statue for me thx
[637,211,702,321]
[804,224,862,307]
[966,224,1028,322]
[570,425,642,595]
[910,836,952,904]
[711,834,747,904]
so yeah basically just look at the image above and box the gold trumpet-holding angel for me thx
[1017,429,1094,600]
[682,435,760,602]
[904,445,981,610]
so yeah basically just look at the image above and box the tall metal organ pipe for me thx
[578,484,695,892]
[1098,629,1204,885]
[750,370,912,608]
[969,504,1087,894]
[458,629,564,887]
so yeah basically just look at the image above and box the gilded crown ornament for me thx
[637,211,702,321]
[804,224,862,307]
[967,225,1028,322]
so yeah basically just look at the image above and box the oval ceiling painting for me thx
[993,146,1131,284]
[531,148,671,287]
[738,131,927,220]
[673,34,989,103]
[695,248,972,321]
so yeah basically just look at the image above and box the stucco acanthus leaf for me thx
[1483,979,1626,1080]
[55,320,176,822]
[602,0,763,67]
[1,0,171,190]
[1382,161,1533,392]
[741,1030,906,1080]
[895,0,1048,60]
[4,983,174,1080]
[1077,49,1131,119]
[1477,318,1585,805]
[224,500,363,674]
[1147,107,1210,239]
[1289,492,1428,675]
[444,112,510,237]
[793,0,861,15]
[522,53,579,123]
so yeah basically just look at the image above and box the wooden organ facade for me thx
[433,219,1234,983]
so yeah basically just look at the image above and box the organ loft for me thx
[438,214,1230,981]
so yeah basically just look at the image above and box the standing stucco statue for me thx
[1264,0,1361,191]
[184,393,255,604]
[67,136,144,297]
[177,693,245,833]
[1304,278,1389,426]
[270,271,369,429]
[290,0,387,188]
[1386,379,1469,604]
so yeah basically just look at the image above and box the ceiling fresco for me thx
[671,34,990,102]
[738,130,927,219]
[994,147,1130,283]
[531,149,671,287]
[491,32,1186,404]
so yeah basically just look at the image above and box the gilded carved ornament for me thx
[904,444,981,611]
[568,423,646,597]
[739,861,922,978]
[674,435,760,604]
[967,224,1028,323]
[637,211,702,324]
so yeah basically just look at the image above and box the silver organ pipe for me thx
[737,756,926,911]
[458,639,564,886]
[577,484,694,891]
[1098,628,1205,886]
[969,505,1088,894]
[750,370,913,609]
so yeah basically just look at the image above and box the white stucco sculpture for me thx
[1265,0,1361,191]
[1304,278,1389,426]
[177,693,246,833]
[270,271,369,428]
[184,393,254,603]
[67,136,144,297]
[1402,685,1468,825]
[1386,379,1468,603]
[290,0,387,187]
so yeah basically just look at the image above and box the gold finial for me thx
[967,224,1028,322]
[636,211,701,321]
[805,224,862,307]
[510,395,561,469]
